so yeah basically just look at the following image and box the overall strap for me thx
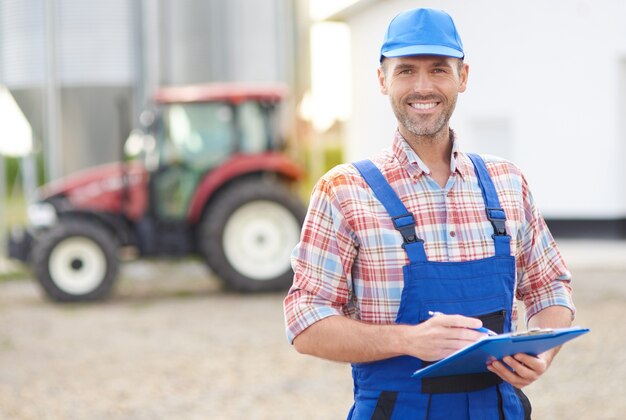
[466,153,511,256]
[353,160,427,263]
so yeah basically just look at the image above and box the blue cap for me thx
[380,8,464,62]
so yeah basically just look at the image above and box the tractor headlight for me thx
[27,202,58,227]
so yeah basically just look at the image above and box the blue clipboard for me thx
[412,326,589,378]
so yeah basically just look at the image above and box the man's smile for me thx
[409,102,438,111]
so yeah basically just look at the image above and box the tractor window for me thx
[238,101,269,153]
[161,103,234,171]
[153,103,234,220]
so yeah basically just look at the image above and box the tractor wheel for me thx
[31,219,119,302]
[199,179,305,292]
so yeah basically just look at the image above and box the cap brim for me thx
[382,44,464,59]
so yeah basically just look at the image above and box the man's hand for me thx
[486,350,555,388]
[403,314,487,361]
[486,305,573,388]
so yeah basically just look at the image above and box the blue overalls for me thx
[348,154,528,419]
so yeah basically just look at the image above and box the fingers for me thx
[425,316,486,344]
[487,353,547,388]
[512,353,547,373]
[427,314,486,342]
[429,314,483,330]
[407,319,482,361]
[414,317,486,361]
[445,326,486,343]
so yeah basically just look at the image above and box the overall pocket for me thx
[421,310,506,394]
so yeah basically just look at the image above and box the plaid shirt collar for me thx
[391,130,472,181]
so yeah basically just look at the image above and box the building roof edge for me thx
[325,0,382,22]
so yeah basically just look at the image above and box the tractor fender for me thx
[54,210,133,248]
[10,205,131,264]
[187,153,303,225]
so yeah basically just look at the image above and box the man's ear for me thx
[377,66,388,95]
[458,62,469,93]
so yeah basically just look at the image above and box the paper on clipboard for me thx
[412,326,589,379]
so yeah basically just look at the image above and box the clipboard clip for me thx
[511,328,554,337]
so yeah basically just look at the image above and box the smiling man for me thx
[284,8,575,419]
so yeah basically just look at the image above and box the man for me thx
[284,8,574,419]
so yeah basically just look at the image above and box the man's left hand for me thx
[487,351,554,388]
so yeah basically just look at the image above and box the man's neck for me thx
[400,127,454,174]
[400,125,453,162]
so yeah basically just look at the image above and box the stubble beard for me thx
[390,94,457,141]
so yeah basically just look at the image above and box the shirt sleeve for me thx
[283,173,359,343]
[515,173,575,324]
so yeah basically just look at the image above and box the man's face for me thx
[378,55,468,140]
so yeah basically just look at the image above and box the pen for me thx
[428,311,498,336]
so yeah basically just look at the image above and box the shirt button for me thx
[450,231,456,237]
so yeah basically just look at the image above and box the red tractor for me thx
[8,83,306,301]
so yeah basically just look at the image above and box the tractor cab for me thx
[128,84,289,222]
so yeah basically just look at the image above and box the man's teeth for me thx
[411,103,436,110]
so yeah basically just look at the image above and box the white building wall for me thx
[341,0,626,219]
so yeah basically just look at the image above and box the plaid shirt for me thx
[284,132,574,343]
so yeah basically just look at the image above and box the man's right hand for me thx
[400,314,486,361]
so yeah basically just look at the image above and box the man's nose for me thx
[412,72,434,93]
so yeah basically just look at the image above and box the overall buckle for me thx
[391,213,421,244]
[486,208,507,236]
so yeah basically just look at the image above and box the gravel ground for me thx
[0,249,625,419]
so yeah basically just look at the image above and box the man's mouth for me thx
[409,102,438,110]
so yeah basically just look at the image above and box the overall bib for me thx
[348,154,528,420]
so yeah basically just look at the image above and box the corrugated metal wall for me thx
[155,0,288,84]
[0,0,132,86]
[0,0,307,180]
[0,1,46,87]
[56,0,133,85]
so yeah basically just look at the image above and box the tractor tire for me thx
[31,219,119,302]
[199,179,305,292]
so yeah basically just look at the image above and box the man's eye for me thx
[432,68,447,74]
